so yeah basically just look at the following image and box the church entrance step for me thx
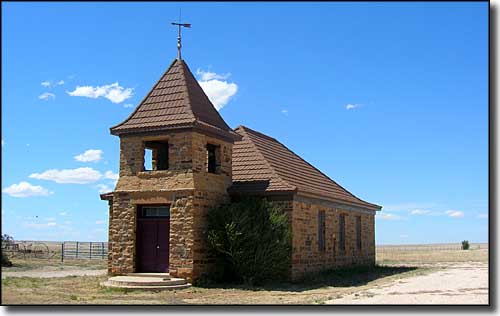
[126,272,171,280]
[100,281,191,291]
[100,274,191,291]
[107,276,186,287]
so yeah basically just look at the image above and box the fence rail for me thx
[1,240,108,261]
[61,242,108,261]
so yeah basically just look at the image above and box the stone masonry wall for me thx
[190,132,233,281]
[108,192,136,275]
[108,130,233,282]
[291,195,376,281]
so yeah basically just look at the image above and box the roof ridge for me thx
[237,126,380,209]
[181,61,232,131]
[110,59,180,133]
[177,60,197,121]
[236,127,296,192]
[270,134,381,209]
[236,125,278,142]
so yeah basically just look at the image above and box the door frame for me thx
[135,204,171,272]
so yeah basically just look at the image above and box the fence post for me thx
[90,242,92,260]
[76,242,79,259]
[102,242,105,259]
[61,243,64,263]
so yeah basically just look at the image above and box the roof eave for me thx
[110,122,242,143]
[295,190,381,211]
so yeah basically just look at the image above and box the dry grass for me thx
[3,258,106,272]
[376,244,488,265]
[1,266,429,305]
[1,244,489,305]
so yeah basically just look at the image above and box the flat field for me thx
[1,243,488,305]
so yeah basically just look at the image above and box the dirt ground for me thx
[1,245,489,305]
[1,258,107,279]
[327,262,488,305]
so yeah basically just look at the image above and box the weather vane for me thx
[171,10,191,60]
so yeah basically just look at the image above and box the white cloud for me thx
[382,202,440,212]
[3,181,53,198]
[95,220,106,225]
[410,209,431,215]
[45,217,56,221]
[24,221,58,229]
[67,82,133,104]
[30,167,102,184]
[196,69,231,81]
[123,103,134,108]
[41,81,51,87]
[59,212,68,216]
[196,69,238,110]
[57,80,65,85]
[96,184,113,194]
[378,213,401,221]
[104,171,118,181]
[281,109,289,116]
[446,210,464,218]
[477,213,488,219]
[345,103,360,110]
[39,92,55,101]
[74,149,103,163]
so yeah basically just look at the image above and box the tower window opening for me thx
[144,141,169,171]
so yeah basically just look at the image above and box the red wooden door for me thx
[156,219,170,272]
[136,206,170,272]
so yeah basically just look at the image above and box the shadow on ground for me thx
[198,265,419,292]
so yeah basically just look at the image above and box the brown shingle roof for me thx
[230,126,381,210]
[111,59,240,141]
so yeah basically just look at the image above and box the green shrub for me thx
[205,197,291,285]
[1,234,13,267]
[461,240,470,250]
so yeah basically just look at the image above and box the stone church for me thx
[101,55,381,282]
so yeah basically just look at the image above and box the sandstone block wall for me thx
[108,192,136,275]
[108,129,233,282]
[291,195,376,281]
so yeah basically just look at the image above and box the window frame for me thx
[318,210,326,252]
[137,205,171,218]
[143,140,169,172]
[356,215,362,251]
[206,143,220,174]
[339,213,346,252]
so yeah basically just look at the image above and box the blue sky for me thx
[2,2,488,244]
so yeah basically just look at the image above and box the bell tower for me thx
[102,58,240,281]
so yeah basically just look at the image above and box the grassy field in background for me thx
[1,243,488,305]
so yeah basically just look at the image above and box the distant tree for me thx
[461,240,470,250]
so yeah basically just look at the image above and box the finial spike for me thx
[171,13,191,61]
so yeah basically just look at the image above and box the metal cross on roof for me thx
[171,18,191,60]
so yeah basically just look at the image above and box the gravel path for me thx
[1,269,107,279]
[326,262,488,305]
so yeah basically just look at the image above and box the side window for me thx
[206,144,220,174]
[356,216,362,250]
[318,210,326,251]
[339,214,346,252]
[144,141,169,171]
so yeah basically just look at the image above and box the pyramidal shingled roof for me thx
[230,126,381,210]
[111,59,240,141]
